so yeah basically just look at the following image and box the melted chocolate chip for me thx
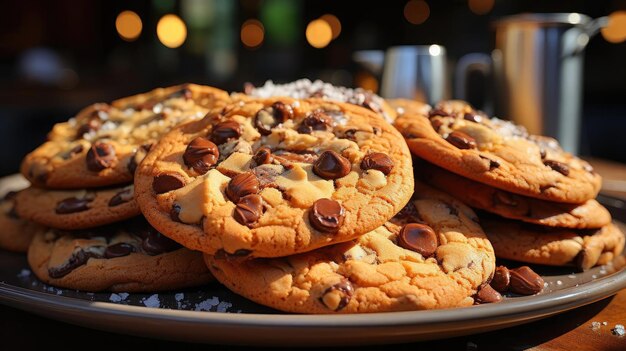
[319,280,353,311]
[509,266,544,295]
[309,198,345,233]
[86,142,117,172]
[313,151,351,179]
[211,121,242,145]
[62,145,84,160]
[48,248,103,278]
[429,108,450,118]
[431,119,444,132]
[491,266,511,292]
[108,188,133,207]
[397,223,438,257]
[183,137,219,175]
[543,160,570,176]
[445,131,477,150]
[55,197,91,214]
[251,147,273,167]
[3,190,17,201]
[142,230,180,255]
[226,173,260,203]
[464,112,483,124]
[233,194,264,226]
[392,201,422,224]
[342,129,358,141]
[297,111,332,134]
[473,285,502,304]
[152,173,185,194]
[104,243,136,259]
[480,155,500,170]
[254,101,294,135]
[360,153,394,175]
[76,117,102,138]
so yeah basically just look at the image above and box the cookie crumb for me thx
[142,294,160,308]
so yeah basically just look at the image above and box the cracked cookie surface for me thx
[394,100,601,203]
[205,182,495,313]
[27,217,212,292]
[135,98,413,257]
[21,84,229,189]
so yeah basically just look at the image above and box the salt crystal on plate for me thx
[194,297,220,311]
[216,301,232,313]
[142,294,160,308]
[175,293,184,302]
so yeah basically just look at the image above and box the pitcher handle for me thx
[565,16,609,57]
[454,53,492,111]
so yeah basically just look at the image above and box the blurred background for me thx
[1,0,625,177]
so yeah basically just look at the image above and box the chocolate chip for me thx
[431,119,444,132]
[152,173,185,194]
[313,150,351,179]
[309,198,345,233]
[540,148,547,159]
[211,121,242,145]
[543,160,570,176]
[509,266,544,295]
[319,280,353,311]
[214,248,253,260]
[104,243,136,259]
[342,129,358,141]
[464,112,483,124]
[76,117,102,138]
[480,155,500,170]
[108,188,133,207]
[397,223,438,258]
[226,172,260,203]
[62,144,84,160]
[473,285,502,304]
[445,131,477,150]
[3,190,17,201]
[429,108,450,118]
[392,201,421,224]
[360,153,394,175]
[254,101,294,135]
[251,147,273,167]
[297,111,332,134]
[183,137,219,175]
[86,142,117,172]
[55,197,91,214]
[491,266,511,292]
[48,248,103,278]
[233,194,264,226]
[142,230,180,255]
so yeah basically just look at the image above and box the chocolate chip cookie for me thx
[27,217,213,292]
[21,84,230,189]
[0,176,46,252]
[420,161,611,229]
[135,98,414,258]
[205,181,496,313]
[387,98,431,118]
[395,100,601,203]
[482,217,625,271]
[237,79,397,123]
[14,184,140,229]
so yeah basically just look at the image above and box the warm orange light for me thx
[602,11,626,43]
[468,0,494,15]
[306,19,332,49]
[157,14,187,48]
[241,19,265,49]
[115,10,142,41]
[355,72,379,93]
[320,14,341,40]
[404,0,430,25]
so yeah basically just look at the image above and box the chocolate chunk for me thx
[297,111,332,134]
[397,223,438,258]
[491,266,511,292]
[251,147,273,167]
[429,108,450,118]
[319,280,353,311]
[473,285,502,304]
[313,150,351,179]
[309,198,345,233]
[360,152,394,175]
[480,155,500,170]
[464,112,483,124]
[55,197,91,214]
[62,144,84,160]
[104,243,136,259]
[233,194,264,226]
[509,266,544,295]
[142,230,180,255]
[342,129,357,141]
[543,160,570,176]
[226,172,260,203]
[108,188,133,207]
[211,121,242,145]
[86,142,117,172]
[254,101,294,135]
[152,173,185,194]
[48,248,103,278]
[183,137,219,175]
[214,248,253,260]
[445,131,477,150]
[76,117,102,138]
[127,143,152,174]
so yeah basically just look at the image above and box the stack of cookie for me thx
[394,100,625,272]
[6,84,231,292]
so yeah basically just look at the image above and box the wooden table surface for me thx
[1,159,626,350]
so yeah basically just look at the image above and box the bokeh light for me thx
[306,19,332,49]
[355,72,379,93]
[115,10,142,41]
[241,19,265,49]
[404,0,430,25]
[320,14,341,40]
[602,11,626,43]
[468,0,495,16]
[157,14,187,48]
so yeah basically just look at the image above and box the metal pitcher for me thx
[456,13,608,154]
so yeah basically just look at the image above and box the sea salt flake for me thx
[591,321,601,330]
[612,324,625,336]
[17,269,31,278]
[216,301,232,312]
[175,293,184,301]
[143,294,160,308]
[556,280,563,286]
[194,297,220,311]
[109,293,129,302]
